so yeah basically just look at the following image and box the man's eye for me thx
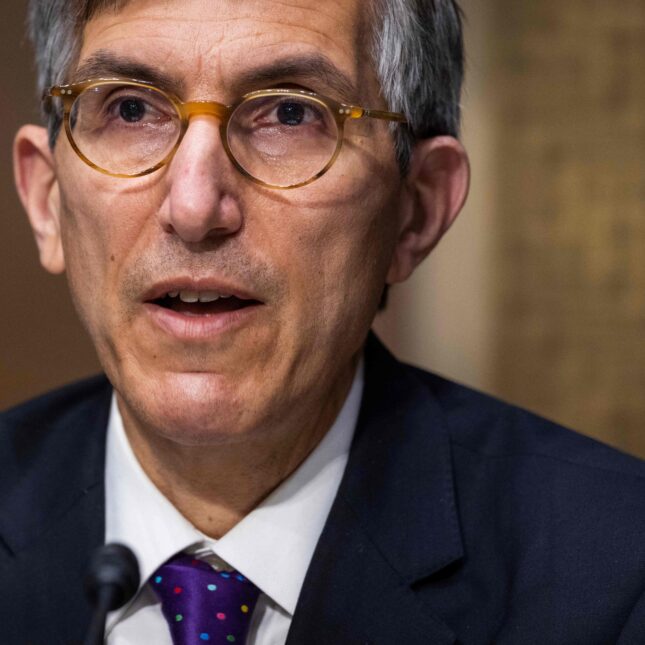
[101,91,169,125]
[251,98,324,129]
[276,101,306,126]
[229,94,334,141]
[118,98,147,123]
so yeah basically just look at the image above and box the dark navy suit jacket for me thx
[2,335,645,644]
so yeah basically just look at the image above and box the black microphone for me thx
[83,543,140,645]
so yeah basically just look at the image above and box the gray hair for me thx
[371,0,464,169]
[28,0,464,169]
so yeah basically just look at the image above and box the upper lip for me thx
[141,278,263,303]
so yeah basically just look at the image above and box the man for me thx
[2,0,645,643]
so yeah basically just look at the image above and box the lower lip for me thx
[142,302,262,340]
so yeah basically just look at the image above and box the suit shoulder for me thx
[0,376,110,556]
[406,363,645,481]
[0,375,112,450]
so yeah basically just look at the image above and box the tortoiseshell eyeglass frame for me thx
[44,78,407,190]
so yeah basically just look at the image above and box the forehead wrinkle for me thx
[79,0,376,103]
[219,8,374,104]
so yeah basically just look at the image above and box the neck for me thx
[118,361,358,538]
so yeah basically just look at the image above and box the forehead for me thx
[78,0,374,100]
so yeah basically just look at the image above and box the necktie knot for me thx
[151,553,260,644]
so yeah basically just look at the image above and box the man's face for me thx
[47,0,405,443]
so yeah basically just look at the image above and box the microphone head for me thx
[84,543,140,611]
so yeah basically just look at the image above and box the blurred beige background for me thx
[2,1,644,457]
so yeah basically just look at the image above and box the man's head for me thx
[30,0,464,169]
[14,0,469,447]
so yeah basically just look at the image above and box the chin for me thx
[120,370,261,446]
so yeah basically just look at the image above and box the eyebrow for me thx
[72,50,186,95]
[72,50,358,104]
[231,54,358,103]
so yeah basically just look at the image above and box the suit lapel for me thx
[0,376,111,644]
[288,336,463,644]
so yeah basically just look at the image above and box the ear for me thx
[13,124,65,274]
[386,136,470,284]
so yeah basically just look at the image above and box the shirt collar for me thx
[105,360,363,618]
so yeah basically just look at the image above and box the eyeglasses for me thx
[44,79,406,190]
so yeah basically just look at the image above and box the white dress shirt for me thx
[104,362,363,645]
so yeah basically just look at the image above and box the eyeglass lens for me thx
[67,83,341,186]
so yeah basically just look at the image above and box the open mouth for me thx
[150,290,262,316]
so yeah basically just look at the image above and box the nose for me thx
[159,117,242,243]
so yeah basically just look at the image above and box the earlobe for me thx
[386,136,470,284]
[13,124,65,274]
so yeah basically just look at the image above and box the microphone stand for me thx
[83,543,140,645]
[84,584,121,645]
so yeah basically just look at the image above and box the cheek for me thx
[56,167,151,333]
[264,183,399,338]
[57,213,113,351]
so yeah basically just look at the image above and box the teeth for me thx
[166,290,233,302]
[179,291,199,303]
[199,291,220,303]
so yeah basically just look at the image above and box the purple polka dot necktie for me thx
[151,553,261,644]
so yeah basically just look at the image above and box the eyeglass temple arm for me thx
[347,106,407,123]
